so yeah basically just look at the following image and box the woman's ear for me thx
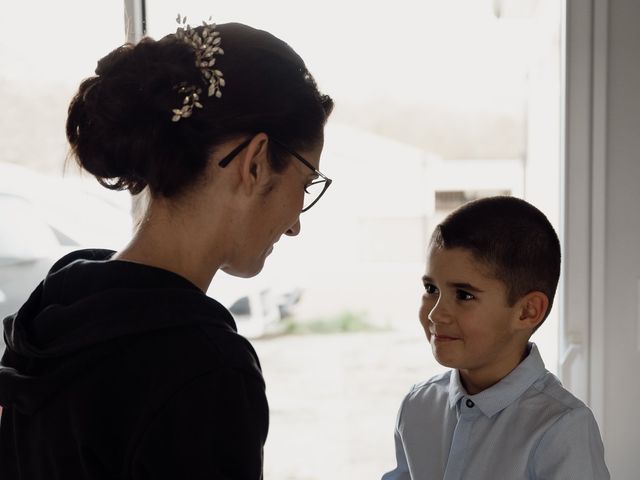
[237,133,273,195]
[516,291,549,331]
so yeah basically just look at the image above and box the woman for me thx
[0,19,333,479]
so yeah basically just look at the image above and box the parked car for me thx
[0,162,133,356]
[0,193,80,355]
[207,273,299,339]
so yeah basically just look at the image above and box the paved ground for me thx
[252,330,447,480]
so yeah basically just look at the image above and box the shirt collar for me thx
[447,343,546,417]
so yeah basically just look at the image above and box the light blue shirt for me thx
[382,343,609,480]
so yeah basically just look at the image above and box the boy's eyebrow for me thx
[448,282,484,293]
[421,276,485,293]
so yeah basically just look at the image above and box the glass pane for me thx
[0,2,132,350]
[147,2,564,478]
[1,1,126,174]
[0,3,132,238]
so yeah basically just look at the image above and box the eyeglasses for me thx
[218,137,332,212]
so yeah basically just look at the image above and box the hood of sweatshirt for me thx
[0,249,236,414]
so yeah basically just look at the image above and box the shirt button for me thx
[466,399,475,408]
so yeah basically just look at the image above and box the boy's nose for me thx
[428,299,451,324]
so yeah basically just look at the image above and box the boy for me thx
[382,196,609,480]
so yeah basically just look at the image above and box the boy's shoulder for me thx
[411,370,451,391]
[402,366,590,420]
[402,370,452,406]
[394,371,454,428]
[526,369,589,413]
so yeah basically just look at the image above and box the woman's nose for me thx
[285,218,301,236]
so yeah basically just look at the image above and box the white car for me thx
[0,193,80,354]
[207,273,291,339]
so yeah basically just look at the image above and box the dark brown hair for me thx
[430,196,561,323]
[66,23,334,197]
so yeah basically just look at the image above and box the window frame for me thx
[561,0,608,429]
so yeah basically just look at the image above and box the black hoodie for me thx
[0,249,268,480]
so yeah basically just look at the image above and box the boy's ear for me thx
[237,133,273,195]
[516,291,549,331]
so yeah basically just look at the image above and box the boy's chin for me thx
[430,343,463,369]
[432,356,459,369]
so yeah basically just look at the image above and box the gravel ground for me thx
[252,330,447,480]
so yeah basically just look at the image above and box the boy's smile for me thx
[420,246,531,394]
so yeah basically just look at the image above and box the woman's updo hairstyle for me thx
[66,22,334,197]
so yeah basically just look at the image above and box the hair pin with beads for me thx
[171,14,225,122]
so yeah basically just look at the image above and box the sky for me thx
[148,0,535,108]
[0,0,537,110]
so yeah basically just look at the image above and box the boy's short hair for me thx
[430,196,561,322]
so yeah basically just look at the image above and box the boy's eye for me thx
[424,283,439,295]
[456,290,475,301]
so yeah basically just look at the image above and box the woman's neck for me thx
[113,200,227,292]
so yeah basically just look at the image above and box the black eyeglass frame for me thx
[217,137,332,212]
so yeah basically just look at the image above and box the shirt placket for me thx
[443,397,480,480]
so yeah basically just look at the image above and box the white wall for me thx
[602,0,640,477]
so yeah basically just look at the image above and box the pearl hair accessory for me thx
[171,14,225,122]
